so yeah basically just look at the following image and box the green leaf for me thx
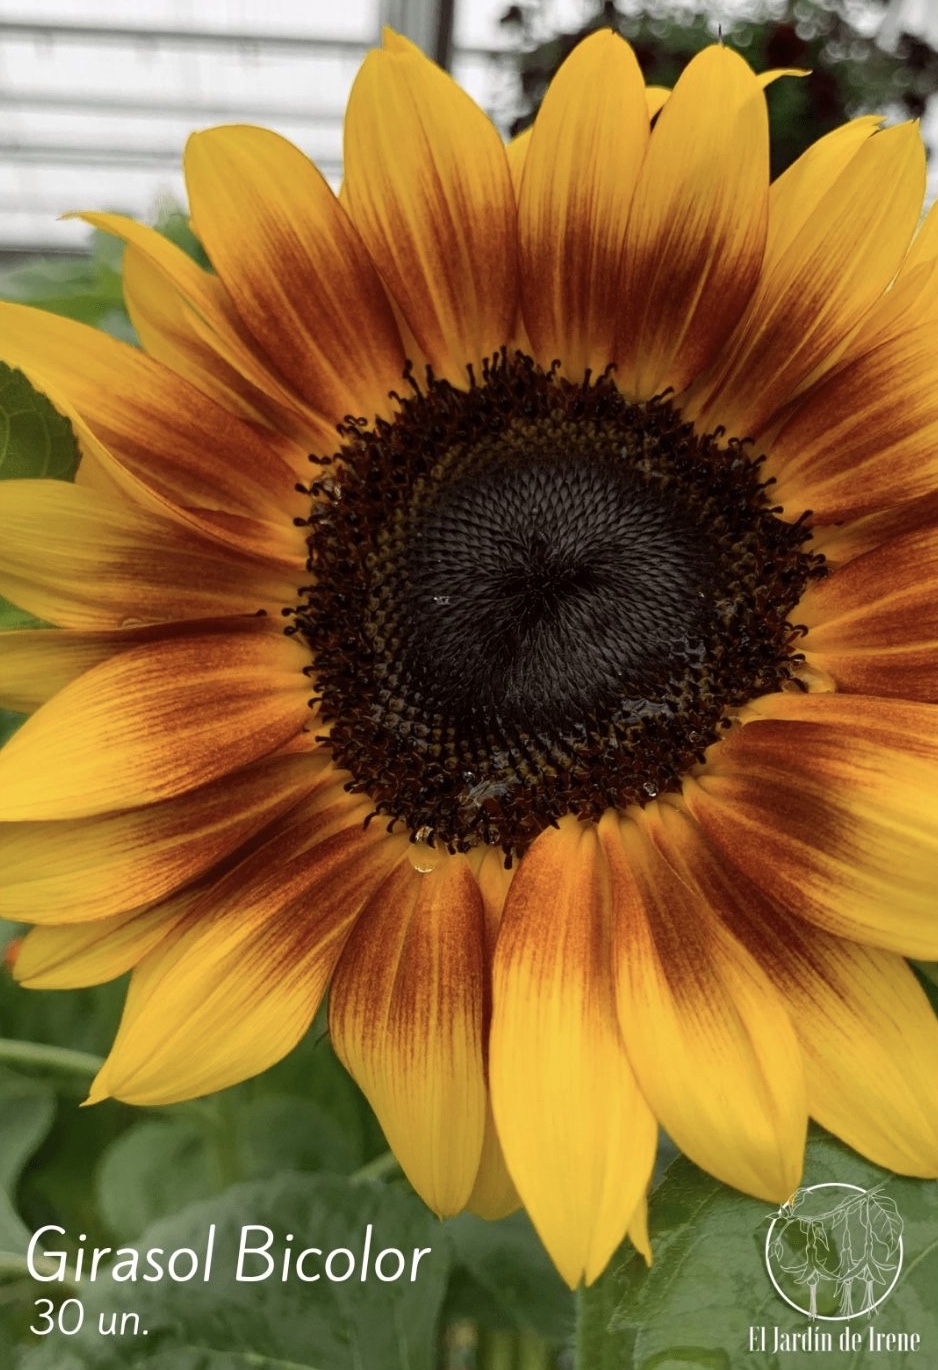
[95,1119,218,1243]
[640,1354,730,1370]
[141,1354,329,1370]
[0,235,134,340]
[0,599,48,631]
[610,1127,937,1370]
[0,1068,56,1255]
[154,205,212,272]
[0,709,27,748]
[443,1210,572,1342]
[17,1174,450,1370]
[96,1096,360,1243]
[0,364,79,482]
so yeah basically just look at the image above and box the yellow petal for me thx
[645,85,670,118]
[799,524,938,701]
[490,820,657,1288]
[505,126,532,198]
[0,620,271,711]
[184,125,405,424]
[0,628,311,820]
[792,945,938,1175]
[602,807,806,1203]
[83,212,335,448]
[87,822,407,1105]
[684,716,938,957]
[760,933,938,1176]
[768,321,938,520]
[742,691,938,760]
[343,38,517,379]
[764,116,881,263]
[841,196,938,355]
[330,853,487,1215]
[0,480,296,629]
[0,300,309,538]
[1,752,323,923]
[14,890,198,988]
[465,1098,521,1221]
[636,795,938,1177]
[518,30,649,375]
[121,244,291,431]
[691,120,925,434]
[615,45,769,398]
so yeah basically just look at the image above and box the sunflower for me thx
[1,29,936,1290]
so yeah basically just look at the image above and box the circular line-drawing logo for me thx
[764,1183,904,1320]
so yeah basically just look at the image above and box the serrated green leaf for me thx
[17,1174,450,1370]
[608,1128,937,1370]
[0,364,79,482]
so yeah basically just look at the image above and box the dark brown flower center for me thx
[291,352,825,860]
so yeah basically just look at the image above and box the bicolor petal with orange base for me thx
[1,27,935,1291]
[330,854,488,1216]
[490,821,657,1289]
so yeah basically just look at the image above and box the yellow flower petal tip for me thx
[381,26,419,55]
[2,27,935,1289]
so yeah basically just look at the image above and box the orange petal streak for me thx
[690,121,925,434]
[601,808,806,1203]
[798,525,938,701]
[184,125,405,426]
[490,820,657,1288]
[684,717,938,957]
[343,32,517,380]
[330,853,487,1215]
[0,481,297,629]
[0,299,308,532]
[87,822,408,1105]
[615,45,769,399]
[0,628,312,820]
[518,30,649,376]
[767,322,938,520]
[1,752,325,923]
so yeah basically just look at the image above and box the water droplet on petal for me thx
[791,661,838,694]
[408,827,444,874]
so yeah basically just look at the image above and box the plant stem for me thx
[0,1037,103,1078]
[350,1150,401,1183]
[574,1260,626,1370]
[478,1330,517,1370]
[204,1088,243,1189]
[517,1329,554,1369]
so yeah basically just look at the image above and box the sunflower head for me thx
[0,26,936,1292]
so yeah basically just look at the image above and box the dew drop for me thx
[408,827,444,874]
[791,661,838,694]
